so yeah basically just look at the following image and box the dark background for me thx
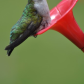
[0,0,84,84]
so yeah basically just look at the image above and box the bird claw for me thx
[32,31,38,38]
[33,35,37,38]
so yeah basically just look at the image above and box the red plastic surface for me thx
[36,0,84,52]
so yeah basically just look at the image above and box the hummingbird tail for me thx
[5,44,15,56]
[7,48,14,56]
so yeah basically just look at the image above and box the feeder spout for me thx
[51,10,84,52]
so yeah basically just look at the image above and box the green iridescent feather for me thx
[10,0,42,43]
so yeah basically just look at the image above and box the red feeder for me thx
[36,0,84,52]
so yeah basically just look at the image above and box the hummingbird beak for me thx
[36,0,84,52]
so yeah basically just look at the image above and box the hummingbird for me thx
[5,0,51,56]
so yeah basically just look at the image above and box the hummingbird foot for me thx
[32,31,38,38]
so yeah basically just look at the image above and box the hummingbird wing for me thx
[5,20,41,50]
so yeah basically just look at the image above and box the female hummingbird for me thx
[5,0,51,56]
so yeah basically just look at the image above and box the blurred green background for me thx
[0,0,84,84]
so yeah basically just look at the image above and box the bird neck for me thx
[28,0,34,4]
